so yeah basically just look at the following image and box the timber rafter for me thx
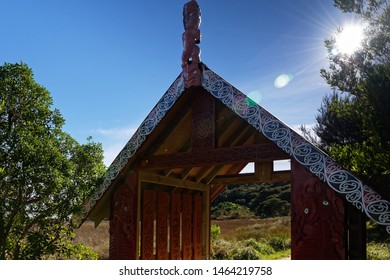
[140,143,290,170]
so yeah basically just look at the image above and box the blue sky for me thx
[0,0,356,166]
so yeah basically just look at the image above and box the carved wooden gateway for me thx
[76,1,390,260]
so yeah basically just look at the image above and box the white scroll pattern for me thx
[202,67,390,234]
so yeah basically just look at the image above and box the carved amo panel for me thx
[109,174,138,260]
[291,160,345,259]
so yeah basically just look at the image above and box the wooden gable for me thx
[75,65,390,238]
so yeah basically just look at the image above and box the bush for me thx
[211,239,232,260]
[267,236,290,252]
[367,242,390,260]
[211,202,254,219]
[211,224,221,241]
[233,246,261,260]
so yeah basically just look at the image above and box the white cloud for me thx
[91,126,137,166]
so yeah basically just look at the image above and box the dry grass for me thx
[212,216,291,241]
[74,218,291,260]
[73,220,109,260]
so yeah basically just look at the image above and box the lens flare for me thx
[274,74,293,88]
[246,90,263,106]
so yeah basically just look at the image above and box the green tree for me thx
[0,62,106,259]
[303,0,390,200]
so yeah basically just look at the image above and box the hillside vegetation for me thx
[212,183,290,219]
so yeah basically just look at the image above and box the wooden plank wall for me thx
[141,190,155,260]
[140,189,204,260]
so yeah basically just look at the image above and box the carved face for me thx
[183,1,201,29]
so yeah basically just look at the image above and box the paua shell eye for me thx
[323,200,329,206]
[304,208,309,214]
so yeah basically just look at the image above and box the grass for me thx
[73,217,389,260]
[211,217,291,260]
[73,221,109,260]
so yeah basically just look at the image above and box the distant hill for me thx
[211,183,291,219]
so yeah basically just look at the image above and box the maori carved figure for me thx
[109,184,136,259]
[182,0,202,88]
[291,161,345,259]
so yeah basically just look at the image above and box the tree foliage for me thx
[0,62,106,259]
[212,183,290,219]
[304,0,390,200]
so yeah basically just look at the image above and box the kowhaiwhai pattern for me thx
[201,67,390,234]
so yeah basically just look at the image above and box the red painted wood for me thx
[141,143,288,170]
[109,172,138,260]
[141,189,155,260]
[181,194,193,260]
[192,89,215,150]
[170,193,182,259]
[193,194,203,259]
[291,159,346,260]
[156,191,169,260]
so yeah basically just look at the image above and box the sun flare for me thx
[334,24,365,55]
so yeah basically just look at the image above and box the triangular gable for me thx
[76,65,390,235]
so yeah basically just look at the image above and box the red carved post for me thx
[109,172,138,260]
[291,160,346,259]
[141,189,155,260]
[192,89,215,150]
[182,0,202,88]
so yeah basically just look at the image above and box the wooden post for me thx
[346,203,367,259]
[141,189,155,260]
[109,172,138,260]
[291,159,346,259]
[192,89,215,150]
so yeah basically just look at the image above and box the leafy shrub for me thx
[211,224,221,241]
[267,236,290,252]
[211,239,232,260]
[367,242,390,260]
[211,201,254,219]
[233,246,261,260]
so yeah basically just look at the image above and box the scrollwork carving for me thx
[182,0,202,88]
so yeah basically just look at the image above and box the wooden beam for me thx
[141,143,289,170]
[139,171,208,191]
[210,171,291,185]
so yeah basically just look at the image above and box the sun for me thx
[334,24,365,55]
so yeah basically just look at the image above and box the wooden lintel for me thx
[139,172,208,191]
[140,143,289,170]
[210,171,291,185]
